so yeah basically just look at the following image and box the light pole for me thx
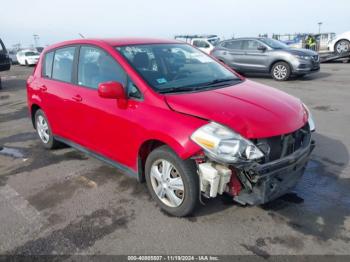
[318,22,323,34]
[33,34,40,47]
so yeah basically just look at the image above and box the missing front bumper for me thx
[233,140,315,205]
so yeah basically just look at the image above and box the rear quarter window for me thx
[43,51,54,78]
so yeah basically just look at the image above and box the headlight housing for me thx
[303,103,316,132]
[295,55,311,60]
[191,122,264,163]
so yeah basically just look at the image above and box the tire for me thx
[34,109,60,149]
[335,40,350,54]
[25,60,28,66]
[145,145,199,217]
[271,62,291,81]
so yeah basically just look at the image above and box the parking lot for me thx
[0,64,350,256]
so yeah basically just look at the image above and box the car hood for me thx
[284,48,318,56]
[165,80,308,139]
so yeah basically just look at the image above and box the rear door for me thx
[218,40,245,70]
[240,40,269,72]
[39,46,79,141]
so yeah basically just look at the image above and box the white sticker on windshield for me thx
[156,78,167,84]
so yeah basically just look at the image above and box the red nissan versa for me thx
[27,38,315,216]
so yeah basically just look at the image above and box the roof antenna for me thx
[78,33,85,39]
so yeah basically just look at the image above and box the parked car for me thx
[328,31,350,54]
[175,35,220,54]
[17,50,40,66]
[211,38,320,81]
[27,38,315,216]
[0,38,11,72]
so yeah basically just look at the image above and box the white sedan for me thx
[328,31,350,54]
[16,50,40,66]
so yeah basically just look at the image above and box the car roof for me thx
[45,38,181,51]
[222,37,268,42]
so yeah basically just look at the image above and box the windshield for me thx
[116,44,240,93]
[25,51,39,56]
[260,38,289,49]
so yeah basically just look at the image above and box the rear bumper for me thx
[233,140,315,205]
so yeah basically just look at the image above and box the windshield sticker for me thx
[156,78,167,84]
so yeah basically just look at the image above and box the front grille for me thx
[254,124,311,163]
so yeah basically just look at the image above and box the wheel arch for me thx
[30,104,41,128]
[269,59,292,73]
[137,137,200,183]
[334,38,350,49]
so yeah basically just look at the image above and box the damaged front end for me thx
[191,121,315,205]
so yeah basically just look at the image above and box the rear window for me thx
[43,51,54,78]
[52,47,76,83]
[25,51,39,56]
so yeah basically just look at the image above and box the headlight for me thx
[191,122,264,163]
[303,103,316,132]
[295,55,311,60]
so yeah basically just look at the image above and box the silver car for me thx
[211,38,320,81]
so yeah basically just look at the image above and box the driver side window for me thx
[78,46,127,89]
[243,40,260,50]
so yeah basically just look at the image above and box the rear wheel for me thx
[145,146,199,217]
[35,109,60,149]
[271,62,291,81]
[335,40,350,54]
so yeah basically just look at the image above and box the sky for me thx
[1,0,349,48]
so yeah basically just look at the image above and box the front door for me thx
[71,45,142,167]
[240,40,269,72]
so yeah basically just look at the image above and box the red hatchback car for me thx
[27,38,315,216]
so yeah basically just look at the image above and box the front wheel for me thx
[335,40,350,54]
[145,146,199,217]
[271,62,291,81]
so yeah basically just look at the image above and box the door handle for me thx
[39,85,47,92]
[72,95,82,102]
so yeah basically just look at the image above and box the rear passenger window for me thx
[52,47,76,82]
[223,41,242,50]
[43,51,54,78]
[78,46,127,89]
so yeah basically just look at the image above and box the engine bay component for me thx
[198,162,232,197]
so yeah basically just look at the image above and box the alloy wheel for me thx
[273,64,288,80]
[150,159,184,208]
[36,115,50,143]
[336,41,350,54]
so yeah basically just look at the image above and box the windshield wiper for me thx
[158,78,242,94]
[158,86,198,94]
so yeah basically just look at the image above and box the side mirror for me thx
[257,45,267,51]
[98,81,126,99]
